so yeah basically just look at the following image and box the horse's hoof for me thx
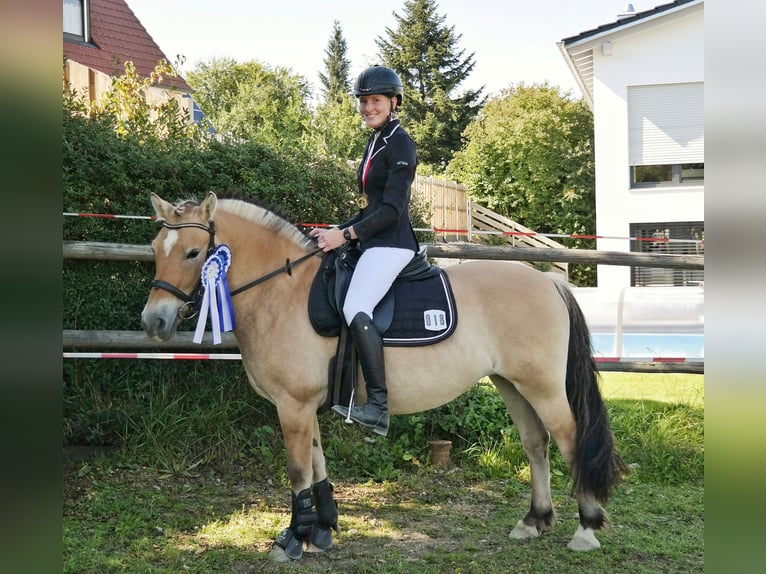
[567,525,601,551]
[307,526,334,551]
[269,546,292,563]
[509,519,539,539]
[273,528,303,560]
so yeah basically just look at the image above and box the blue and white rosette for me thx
[193,245,236,345]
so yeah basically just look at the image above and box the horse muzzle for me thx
[141,300,184,341]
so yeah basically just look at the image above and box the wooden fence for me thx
[63,240,704,373]
[412,176,570,275]
[412,175,469,242]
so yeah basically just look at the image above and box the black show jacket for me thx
[342,119,419,252]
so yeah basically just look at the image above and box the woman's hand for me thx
[311,227,347,252]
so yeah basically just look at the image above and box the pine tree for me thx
[376,0,486,169]
[314,20,365,161]
[319,20,352,105]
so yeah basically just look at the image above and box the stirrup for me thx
[331,404,353,422]
[331,384,355,423]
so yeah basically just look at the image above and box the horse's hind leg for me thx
[510,380,610,551]
[489,375,556,539]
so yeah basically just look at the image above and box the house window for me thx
[631,162,704,187]
[64,0,89,43]
[629,221,704,287]
[628,83,704,188]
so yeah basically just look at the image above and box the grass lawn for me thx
[63,373,704,573]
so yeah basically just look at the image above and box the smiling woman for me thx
[310,65,418,437]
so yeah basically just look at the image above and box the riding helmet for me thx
[353,65,404,106]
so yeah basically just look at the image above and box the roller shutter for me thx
[628,82,704,166]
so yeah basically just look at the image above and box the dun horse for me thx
[141,192,626,561]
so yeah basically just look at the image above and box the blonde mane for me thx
[216,198,314,250]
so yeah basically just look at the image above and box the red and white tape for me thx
[63,352,701,363]
[594,356,703,363]
[63,352,242,360]
[63,212,702,246]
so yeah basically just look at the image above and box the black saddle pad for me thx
[380,271,457,346]
[308,254,458,347]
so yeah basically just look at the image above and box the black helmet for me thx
[353,65,403,106]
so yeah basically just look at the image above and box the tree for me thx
[447,83,596,285]
[311,20,366,161]
[311,97,366,161]
[68,58,200,144]
[186,58,313,152]
[318,20,352,105]
[376,0,486,170]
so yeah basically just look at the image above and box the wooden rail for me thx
[63,241,704,269]
[63,240,704,374]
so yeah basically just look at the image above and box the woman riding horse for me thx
[310,65,419,437]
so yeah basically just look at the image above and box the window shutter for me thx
[628,83,704,166]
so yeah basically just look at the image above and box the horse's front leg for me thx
[305,415,339,553]
[270,405,338,562]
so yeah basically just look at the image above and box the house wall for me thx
[65,60,192,119]
[591,8,704,287]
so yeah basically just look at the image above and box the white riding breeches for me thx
[342,247,415,326]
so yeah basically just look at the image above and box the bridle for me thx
[149,220,217,320]
[149,220,321,320]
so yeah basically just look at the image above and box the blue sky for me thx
[126,0,654,100]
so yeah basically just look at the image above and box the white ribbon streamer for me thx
[193,245,235,344]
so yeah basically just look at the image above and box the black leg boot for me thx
[345,312,389,436]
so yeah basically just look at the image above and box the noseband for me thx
[150,219,321,321]
[150,220,216,320]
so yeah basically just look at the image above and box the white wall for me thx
[590,7,704,287]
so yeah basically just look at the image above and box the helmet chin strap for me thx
[379,99,398,128]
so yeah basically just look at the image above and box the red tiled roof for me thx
[64,0,191,92]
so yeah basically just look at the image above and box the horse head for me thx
[141,192,218,341]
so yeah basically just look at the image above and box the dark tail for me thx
[554,282,629,503]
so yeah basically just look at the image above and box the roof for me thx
[558,0,702,108]
[63,0,191,92]
[561,0,699,46]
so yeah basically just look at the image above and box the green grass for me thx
[63,373,704,573]
[600,372,704,407]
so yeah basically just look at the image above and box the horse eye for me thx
[187,249,201,259]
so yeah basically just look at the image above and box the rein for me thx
[150,219,322,320]
[230,250,321,296]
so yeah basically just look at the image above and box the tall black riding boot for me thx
[337,312,389,436]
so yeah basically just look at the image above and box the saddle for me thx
[308,244,458,412]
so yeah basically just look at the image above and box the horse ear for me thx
[150,193,174,221]
[201,191,218,220]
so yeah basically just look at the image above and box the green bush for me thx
[63,89,357,452]
[62,67,443,465]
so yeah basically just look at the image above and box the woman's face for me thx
[358,94,395,129]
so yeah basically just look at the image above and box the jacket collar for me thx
[369,119,400,154]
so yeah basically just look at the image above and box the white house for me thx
[559,0,704,288]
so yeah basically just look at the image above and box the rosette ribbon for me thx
[193,245,236,345]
